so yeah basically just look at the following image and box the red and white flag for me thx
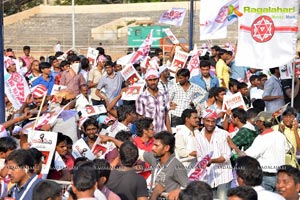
[187,44,208,78]
[201,0,239,35]
[235,0,298,69]
[5,72,31,110]
[159,8,186,27]
[188,151,213,181]
[163,28,179,44]
[129,30,153,64]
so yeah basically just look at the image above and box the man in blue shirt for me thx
[32,62,55,95]
[262,67,285,112]
[7,149,41,199]
[190,60,219,92]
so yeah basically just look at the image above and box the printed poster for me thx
[171,49,189,69]
[121,64,142,85]
[51,84,67,95]
[121,83,145,101]
[87,47,99,67]
[81,105,107,118]
[293,59,300,78]
[29,131,57,175]
[279,62,293,80]
[222,92,247,110]
[91,137,115,159]
[72,138,95,160]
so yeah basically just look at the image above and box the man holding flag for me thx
[196,109,233,200]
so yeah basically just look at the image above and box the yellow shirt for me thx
[273,124,300,167]
[216,59,230,88]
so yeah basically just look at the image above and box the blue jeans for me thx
[213,181,232,200]
[262,175,277,192]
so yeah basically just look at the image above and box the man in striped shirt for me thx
[196,109,233,200]
[136,69,171,133]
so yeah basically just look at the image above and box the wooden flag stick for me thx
[33,92,47,131]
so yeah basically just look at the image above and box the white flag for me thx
[159,8,186,27]
[235,0,298,69]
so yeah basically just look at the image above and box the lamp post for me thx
[0,1,5,123]
[72,0,75,48]
[189,0,194,51]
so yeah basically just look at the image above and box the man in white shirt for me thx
[196,109,233,200]
[235,156,284,200]
[228,111,289,192]
[75,84,93,112]
[106,105,136,137]
[175,108,199,169]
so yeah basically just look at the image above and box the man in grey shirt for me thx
[96,61,124,105]
[140,131,188,200]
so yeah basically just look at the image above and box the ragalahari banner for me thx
[235,0,298,69]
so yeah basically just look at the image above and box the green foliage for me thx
[3,0,43,16]
[3,0,188,16]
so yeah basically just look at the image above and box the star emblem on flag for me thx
[251,15,275,43]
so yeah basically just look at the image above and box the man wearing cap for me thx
[157,65,174,93]
[196,109,233,200]
[228,111,289,192]
[136,69,171,133]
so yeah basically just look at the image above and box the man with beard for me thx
[169,68,207,127]
[141,131,188,200]
[157,65,174,94]
[82,118,100,149]
[196,109,233,200]
[136,69,171,133]
[98,131,188,200]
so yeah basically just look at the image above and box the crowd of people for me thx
[1,43,300,200]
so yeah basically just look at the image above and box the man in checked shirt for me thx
[136,69,171,133]
[169,68,207,127]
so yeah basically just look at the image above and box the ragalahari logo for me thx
[215,4,243,23]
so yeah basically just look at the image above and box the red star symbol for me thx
[251,15,275,43]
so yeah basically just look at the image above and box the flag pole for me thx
[291,60,295,107]
[189,0,194,51]
[0,1,5,123]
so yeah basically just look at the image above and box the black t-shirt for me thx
[281,79,300,112]
[106,169,148,200]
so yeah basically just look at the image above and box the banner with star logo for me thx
[235,0,298,69]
